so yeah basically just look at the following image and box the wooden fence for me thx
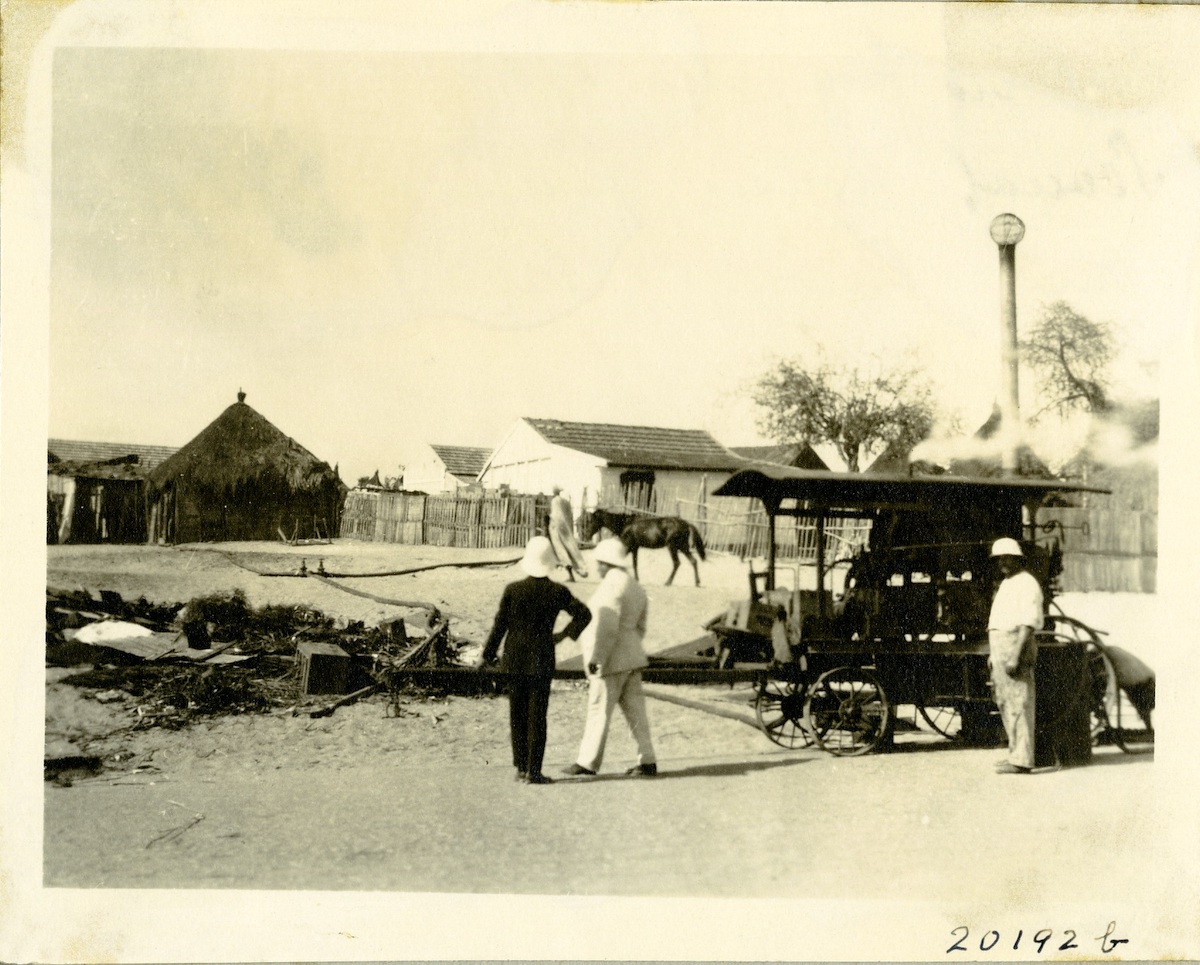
[340,489,548,548]
[608,494,872,564]
[608,493,1154,593]
[1038,506,1157,593]
[342,487,1156,593]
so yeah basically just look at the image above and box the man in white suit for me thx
[563,537,658,778]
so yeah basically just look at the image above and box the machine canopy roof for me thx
[712,466,1109,514]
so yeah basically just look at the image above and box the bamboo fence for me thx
[340,489,548,548]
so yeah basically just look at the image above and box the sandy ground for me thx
[40,540,1170,923]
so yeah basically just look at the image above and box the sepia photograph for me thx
[3,0,1199,961]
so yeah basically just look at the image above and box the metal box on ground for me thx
[298,641,351,696]
[1035,640,1093,768]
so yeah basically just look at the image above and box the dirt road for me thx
[29,540,1183,960]
[44,690,1155,901]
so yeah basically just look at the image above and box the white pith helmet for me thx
[990,537,1024,558]
[520,536,559,577]
[592,537,631,569]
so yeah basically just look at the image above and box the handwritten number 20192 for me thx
[947,922,1127,954]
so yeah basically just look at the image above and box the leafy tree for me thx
[1021,302,1114,419]
[751,353,935,472]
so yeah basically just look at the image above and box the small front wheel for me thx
[805,666,892,756]
[754,676,812,749]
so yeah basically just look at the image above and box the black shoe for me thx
[515,770,528,782]
[625,763,657,777]
[562,763,596,776]
[525,773,554,785]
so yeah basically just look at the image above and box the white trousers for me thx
[575,670,656,772]
[989,629,1036,769]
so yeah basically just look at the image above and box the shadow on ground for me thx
[559,756,810,783]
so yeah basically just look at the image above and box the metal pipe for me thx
[816,512,827,620]
[990,213,1025,475]
[767,512,777,592]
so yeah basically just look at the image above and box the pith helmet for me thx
[520,536,559,577]
[990,537,1024,558]
[593,537,631,569]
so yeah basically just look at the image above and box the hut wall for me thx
[47,475,75,544]
[160,478,342,544]
[47,474,147,544]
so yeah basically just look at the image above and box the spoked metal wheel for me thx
[754,675,812,749]
[805,666,892,756]
[918,703,963,739]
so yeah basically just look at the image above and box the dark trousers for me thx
[508,676,552,777]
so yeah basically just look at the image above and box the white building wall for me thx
[479,421,605,523]
[405,447,462,495]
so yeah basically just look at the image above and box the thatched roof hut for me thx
[146,392,345,544]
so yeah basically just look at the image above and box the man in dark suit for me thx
[479,536,592,784]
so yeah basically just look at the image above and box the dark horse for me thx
[582,510,707,586]
[581,508,636,542]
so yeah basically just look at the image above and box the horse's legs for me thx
[666,547,680,586]
[630,547,640,582]
[682,549,701,587]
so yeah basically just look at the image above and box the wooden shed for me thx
[146,392,345,544]
[47,440,178,544]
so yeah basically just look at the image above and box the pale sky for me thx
[38,3,1200,485]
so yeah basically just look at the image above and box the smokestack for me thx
[989,213,1025,474]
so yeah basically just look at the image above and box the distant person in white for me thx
[547,485,588,583]
[562,537,658,778]
[987,537,1044,774]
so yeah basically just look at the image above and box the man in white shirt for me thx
[987,537,1044,774]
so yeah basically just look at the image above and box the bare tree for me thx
[1022,301,1114,419]
[751,354,935,472]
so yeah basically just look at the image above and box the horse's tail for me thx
[689,522,707,560]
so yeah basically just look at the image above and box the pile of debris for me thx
[46,587,482,731]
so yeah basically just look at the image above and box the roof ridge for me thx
[525,416,714,434]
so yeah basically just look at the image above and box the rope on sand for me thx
[316,558,522,579]
[309,574,459,620]
[185,546,521,581]
[641,684,760,730]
